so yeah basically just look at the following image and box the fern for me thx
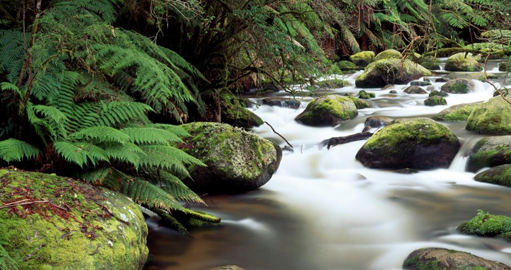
[0,139,41,163]
[0,242,19,270]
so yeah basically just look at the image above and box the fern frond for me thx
[69,126,131,144]
[121,127,183,145]
[103,142,144,167]
[0,139,41,163]
[54,141,108,167]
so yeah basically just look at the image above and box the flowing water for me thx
[145,67,511,270]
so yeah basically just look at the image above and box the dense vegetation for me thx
[0,0,510,230]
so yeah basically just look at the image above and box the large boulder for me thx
[180,122,281,194]
[346,95,370,109]
[356,118,461,170]
[350,51,375,67]
[404,86,428,94]
[262,97,301,109]
[466,136,511,172]
[440,78,475,94]
[466,97,511,135]
[355,59,432,88]
[459,210,511,242]
[432,102,480,122]
[295,95,358,127]
[222,106,263,129]
[403,248,511,270]
[375,49,402,61]
[0,169,148,270]
[474,164,511,187]
[445,53,482,72]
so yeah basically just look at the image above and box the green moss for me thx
[432,103,479,122]
[337,60,358,70]
[459,210,511,238]
[358,90,375,99]
[500,61,511,72]
[296,95,358,126]
[317,79,348,89]
[466,137,511,172]
[418,57,441,70]
[222,91,263,129]
[356,59,432,88]
[466,97,511,135]
[445,53,482,72]
[350,51,375,66]
[451,82,469,93]
[375,49,403,61]
[474,164,511,187]
[0,169,148,270]
[425,96,447,106]
[347,95,370,109]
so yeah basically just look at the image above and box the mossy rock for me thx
[432,102,480,122]
[346,95,370,109]
[418,57,442,70]
[500,61,511,72]
[262,98,301,109]
[210,266,245,270]
[375,49,403,61]
[295,95,358,127]
[403,247,511,270]
[494,88,510,97]
[445,53,482,72]
[411,81,432,86]
[429,90,448,98]
[404,86,428,94]
[180,122,281,194]
[424,96,447,107]
[317,79,348,89]
[0,169,148,270]
[458,210,511,240]
[350,51,375,67]
[337,60,358,70]
[356,118,461,170]
[362,116,393,132]
[466,97,511,135]
[474,164,511,187]
[222,106,263,129]
[355,59,431,88]
[466,136,511,172]
[440,79,475,94]
[358,90,375,99]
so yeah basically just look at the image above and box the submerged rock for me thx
[375,49,403,61]
[363,116,393,132]
[466,97,511,135]
[358,90,375,99]
[355,59,431,88]
[382,84,395,90]
[0,169,149,270]
[181,122,281,194]
[445,53,482,72]
[262,97,301,109]
[350,51,375,67]
[475,164,511,187]
[428,90,448,97]
[424,96,447,107]
[346,95,370,109]
[295,95,358,127]
[403,248,511,270]
[404,86,428,94]
[432,102,480,122]
[418,57,442,70]
[466,136,511,172]
[459,210,511,241]
[356,118,460,170]
[410,81,432,86]
[440,78,475,94]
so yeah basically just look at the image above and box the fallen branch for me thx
[0,200,49,209]
[264,121,293,149]
[321,132,373,150]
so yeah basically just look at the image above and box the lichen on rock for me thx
[466,97,511,135]
[445,53,482,72]
[375,49,403,61]
[350,51,375,67]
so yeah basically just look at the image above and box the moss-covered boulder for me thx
[295,95,358,127]
[358,90,375,99]
[474,164,511,187]
[466,97,511,135]
[336,60,358,70]
[356,118,461,170]
[424,96,447,107]
[432,102,480,122]
[459,210,511,241]
[429,90,448,97]
[375,49,403,61]
[262,97,301,109]
[350,51,375,67]
[180,122,281,194]
[317,78,348,89]
[0,169,148,270]
[440,79,475,94]
[466,136,511,172]
[355,59,432,88]
[445,53,482,72]
[222,106,263,129]
[500,61,511,72]
[418,57,442,70]
[403,248,511,270]
[404,86,428,94]
[346,95,370,109]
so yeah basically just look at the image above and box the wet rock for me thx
[358,90,375,99]
[424,96,447,106]
[389,90,398,94]
[500,61,511,72]
[404,86,428,94]
[364,116,393,129]
[356,59,431,88]
[403,247,511,270]
[466,97,511,135]
[459,210,511,242]
[410,81,432,86]
[356,118,461,170]
[475,164,511,187]
[466,136,511,172]
[396,168,419,174]
[180,122,282,194]
[346,95,370,109]
[436,78,448,83]
[445,53,482,72]
[295,95,358,127]
[350,51,375,67]
[262,97,301,109]
[210,266,245,270]
[440,78,475,94]
[418,57,441,70]
[222,107,263,129]
[432,102,480,122]
[382,84,395,90]
[429,90,448,97]
[494,88,509,97]
[375,49,403,61]
[0,169,149,270]
[317,79,348,89]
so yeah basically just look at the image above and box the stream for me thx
[145,61,511,270]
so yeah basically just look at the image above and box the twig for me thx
[321,132,374,150]
[264,121,293,149]
[0,200,49,209]
[483,52,511,106]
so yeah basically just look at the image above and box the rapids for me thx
[145,65,511,270]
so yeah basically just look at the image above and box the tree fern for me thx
[0,139,41,163]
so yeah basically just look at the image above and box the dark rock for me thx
[475,164,511,187]
[410,81,432,86]
[440,79,475,94]
[404,86,428,94]
[424,96,447,106]
[396,168,419,174]
[210,266,245,270]
[389,90,398,94]
[364,116,393,129]
[429,90,448,97]
[262,97,301,109]
[466,136,511,172]
[358,90,375,99]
